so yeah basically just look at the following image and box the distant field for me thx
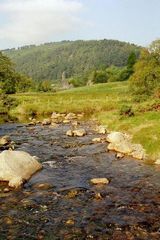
[11,81,160,161]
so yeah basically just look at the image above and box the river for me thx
[0,120,160,239]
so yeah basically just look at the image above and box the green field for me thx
[10,81,160,161]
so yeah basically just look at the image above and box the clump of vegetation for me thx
[119,105,134,117]
[0,94,17,114]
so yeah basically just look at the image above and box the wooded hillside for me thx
[3,40,140,82]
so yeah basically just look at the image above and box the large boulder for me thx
[108,141,133,154]
[107,132,130,143]
[107,132,146,160]
[0,150,42,188]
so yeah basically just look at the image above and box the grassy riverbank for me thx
[10,81,160,161]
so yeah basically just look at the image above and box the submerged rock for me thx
[0,150,42,188]
[32,183,53,190]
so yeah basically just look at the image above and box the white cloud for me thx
[0,0,84,47]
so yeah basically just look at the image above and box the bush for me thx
[119,105,134,117]
[0,94,17,114]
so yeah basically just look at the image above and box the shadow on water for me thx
[0,122,160,239]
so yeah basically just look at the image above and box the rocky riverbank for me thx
[0,117,160,239]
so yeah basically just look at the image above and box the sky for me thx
[0,0,160,49]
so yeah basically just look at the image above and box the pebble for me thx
[3,188,10,193]
[32,183,53,190]
[90,178,109,185]
[66,219,75,225]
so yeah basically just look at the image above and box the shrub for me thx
[119,105,134,117]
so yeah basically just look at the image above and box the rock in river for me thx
[73,129,86,137]
[107,131,146,160]
[0,150,42,188]
[65,113,77,120]
[42,118,51,125]
[90,178,109,185]
[66,129,86,137]
[0,135,11,146]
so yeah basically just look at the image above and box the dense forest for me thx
[3,40,140,83]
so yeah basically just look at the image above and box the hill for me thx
[3,40,140,82]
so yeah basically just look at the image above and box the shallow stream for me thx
[0,121,160,239]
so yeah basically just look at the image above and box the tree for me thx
[0,52,16,94]
[127,51,137,70]
[129,42,160,96]
[92,70,108,84]
[15,73,33,92]
[0,51,33,94]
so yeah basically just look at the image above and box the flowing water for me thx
[0,121,160,239]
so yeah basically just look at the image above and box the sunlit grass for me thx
[10,81,160,161]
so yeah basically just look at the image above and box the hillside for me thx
[3,40,140,82]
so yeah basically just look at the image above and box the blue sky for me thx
[0,0,160,49]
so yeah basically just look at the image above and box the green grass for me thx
[10,81,160,161]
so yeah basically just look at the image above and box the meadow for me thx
[10,81,160,161]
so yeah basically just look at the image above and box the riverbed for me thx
[0,121,160,239]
